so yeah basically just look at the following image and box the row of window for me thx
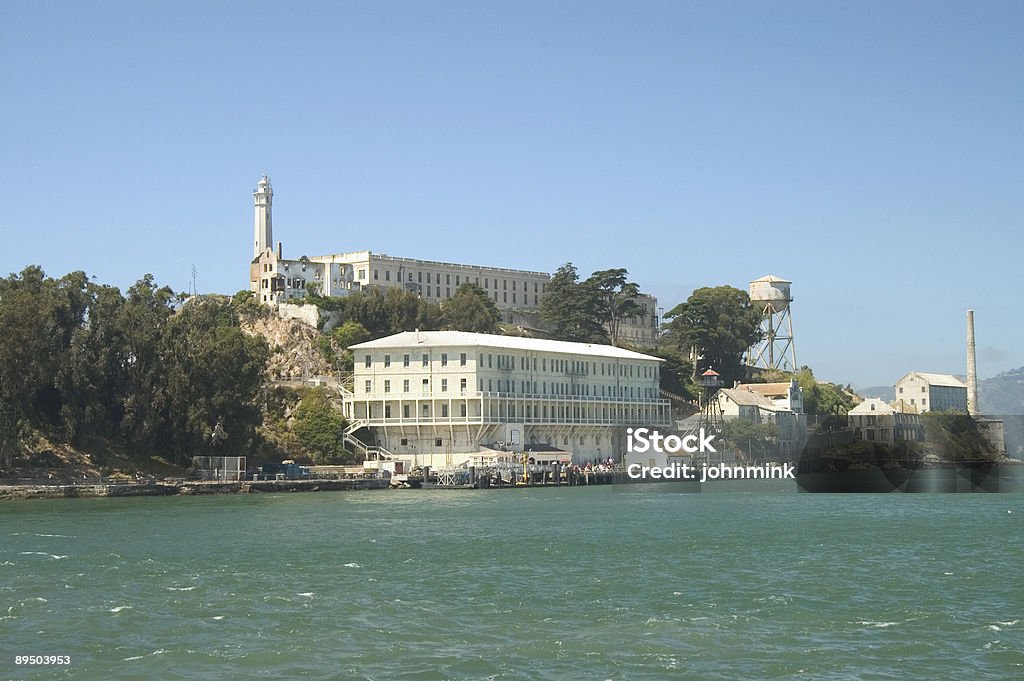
[367,378,471,393]
[364,352,658,381]
[483,353,657,379]
[364,402,663,422]
[366,268,546,294]
[415,286,538,306]
[393,435,604,447]
[361,377,658,399]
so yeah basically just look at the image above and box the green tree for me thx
[158,298,269,463]
[117,275,177,455]
[662,286,762,387]
[540,263,608,343]
[0,267,93,468]
[648,345,697,399]
[59,282,129,444]
[720,418,780,462]
[795,367,855,416]
[335,288,441,337]
[323,320,372,372]
[585,268,641,346]
[231,289,268,322]
[441,283,501,333]
[292,387,349,463]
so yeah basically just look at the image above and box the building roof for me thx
[897,372,967,388]
[718,388,776,408]
[734,382,793,397]
[752,274,791,284]
[309,251,551,277]
[849,398,897,415]
[349,331,663,361]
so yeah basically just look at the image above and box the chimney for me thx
[967,309,978,415]
[277,241,283,259]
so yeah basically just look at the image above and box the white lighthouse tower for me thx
[253,175,273,259]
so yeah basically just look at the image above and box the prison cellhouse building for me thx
[248,175,660,347]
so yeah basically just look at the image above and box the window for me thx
[434,438,442,447]
[364,355,372,368]
[423,405,430,417]
[384,380,391,393]
[422,354,429,367]
[460,352,467,366]
[446,274,451,285]
[358,269,366,279]
[441,405,449,417]
[401,437,409,445]
[460,378,467,393]
[364,380,372,393]
[441,379,448,392]
[417,272,422,282]
[385,270,391,281]
[403,379,410,393]
[384,405,391,418]
[384,354,391,368]
[441,353,448,367]
[422,378,429,392]
[373,270,379,280]
[460,404,467,417]
[403,354,410,367]
[403,405,410,419]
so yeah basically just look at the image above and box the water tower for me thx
[747,275,797,372]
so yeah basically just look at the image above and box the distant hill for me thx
[979,367,1024,416]
[857,386,896,401]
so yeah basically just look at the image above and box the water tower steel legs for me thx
[748,304,797,372]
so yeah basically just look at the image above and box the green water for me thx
[2,487,1022,680]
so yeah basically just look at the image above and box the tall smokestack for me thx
[967,309,978,415]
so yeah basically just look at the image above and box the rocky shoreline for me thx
[0,478,388,501]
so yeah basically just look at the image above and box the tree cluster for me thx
[660,285,762,388]
[311,283,501,339]
[311,284,503,371]
[540,263,643,346]
[0,267,269,470]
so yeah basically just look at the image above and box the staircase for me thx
[342,420,394,465]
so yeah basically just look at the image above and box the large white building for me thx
[340,331,672,468]
[248,176,660,346]
[894,372,968,413]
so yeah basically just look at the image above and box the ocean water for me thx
[2,486,1022,680]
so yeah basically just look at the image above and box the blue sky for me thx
[1,0,1021,388]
